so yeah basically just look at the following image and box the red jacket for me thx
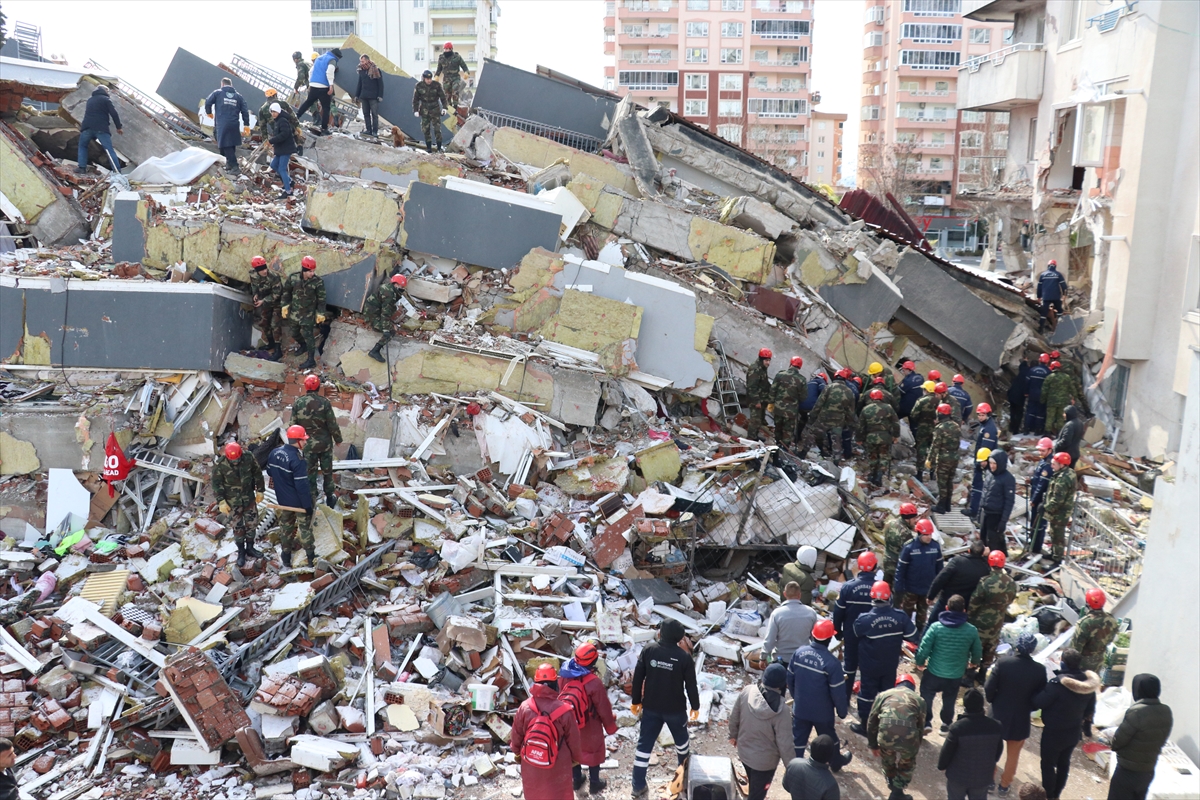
[511,683,583,799]
[559,671,618,766]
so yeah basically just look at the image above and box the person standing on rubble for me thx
[412,70,449,153]
[927,539,991,630]
[1023,353,1051,434]
[1070,588,1120,674]
[851,582,915,737]
[967,550,1017,682]
[934,381,961,424]
[1036,259,1068,334]
[797,370,827,443]
[1007,359,1030,437]
[781,545,819,606]
[1027,437,1055,556]
[1032,648,1098,800]
[295,48,341,135]
[897,361,924,419]
[257,89,304,155]
[1108,673,1173,800]
[949,376,972,427]
[860,361,896,396]
[787,619,852,769]
[364,274,408,362]
[867,674,926,800]
[282,255,326,370]
[204,77,250,174]
[212,441,265,567]
[1041,451,1077,567]
[985,632,1047,795]
[292,374,342,505]
[763,581,817,664]
[915,594,981,733]
[894,519,942,635]
[512,663,583,800]
[1054,405,1086,467]
[745,348,773,441]
[249,256,283,360]
[267,103,298,200]
[978,450,1016,556]
[292,51,310,100]
[968,403,999,519]
[910,381,939,482]
[558,642,616,795]
[1041,361,1073,438]
[859,375,897,416]
[266,424,315,569]
[928,403,961,514]
[858,389,900,487]
[353,55,385,138]
[834,551,879,689]
[805,370,856,461]
[435,42,471,109]
[772,356,806,451]
[882,503,919,589]
[76,84,123,174]
[630,619,700,798]
[729,663,796,800]
[937,687,1005,800]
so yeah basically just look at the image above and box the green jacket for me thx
[1043,466,1077,521]
[746,359,772,406]
[212,451,264,507]
[780,561,816,606]
[292,390,343,447]
[249,269,282,308]
[929,418,961,473]
[1070,609,1119,672]
[882,517,910,575]
[915,613,981,680]
[282,271,326,323]
[858,400,899,443]
[771,366,806,413]
[1111,694,1173,772]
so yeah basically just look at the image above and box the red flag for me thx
[103,433,135,497]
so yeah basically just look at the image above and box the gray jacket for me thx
[763,599,818,662]
[728,684,794,772]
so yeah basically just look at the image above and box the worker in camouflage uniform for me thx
[967,550,1017,680]
[256,89,304,153]
[859,375,896,414]
[281,255,326,370]
[434,42,470,108]
[883,503,919,591]
[292,374,342,504]
[802,368,857,460]
[212,441,266,567]
[1071,587,1120,673]
[858,389,900,487]
[910,381,938,482]
[1042,451,1077,566]
[1041,360,1073,437]
[859,361,896,396]
[933,381,962,423]
[248,256,283,360]
[293,51,310,94]
[867,674,927,800]
[745,348,773,441]
[411,70,448,152]
[365,274,408,362]
[927,403,961,514]
[772,355,806,450]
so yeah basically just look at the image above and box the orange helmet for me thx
[444,42,454,50]
[896,674,916,688]
[902,360,915,371]
[303,375,320,391]
[937,403,952,416]
[899,502,918,517]
[1050,361,1061,371]
[869,389,884,401]
[286,424,308,441]
[1050,350,1060,359]
[927,370,942,381]
[934,382,948,394]
[1039,353,1050,364]
[1085,588,1106,609]
[988,551,1006,568]
[1037,437,1054,451]
[976,403,992,415]
[224,442,242,460]
[574,642,599,667]
[1053,452,1072,465]
[952,374,964,384]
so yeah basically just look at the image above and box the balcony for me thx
[429,0,476,13]
[898,88,953,97]
[957,42,1045,111]
[895,114,956,127]
[620,1,678,16]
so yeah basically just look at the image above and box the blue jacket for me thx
[81,87,121,134]
[800,376,825,412]
[980,450,1016,526]
[898,373,925,417]
[1037,268,1067,302]
[948,385,972,418]
[895,538,943,597]
[854,602,916,676]
[204,86,249,149]
[267,443,313,511]
[1029,456,1054,508]
[975,417,998,456]
[1007,361,1029,405]
[1025,365,1049,405]
[832,572,874,639]
[310,50,340,88]
[787,641,848,722]
[842,378,860,403]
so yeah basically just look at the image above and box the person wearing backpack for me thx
[511,663,583,800]
[559,642,617,795]
[630,619,700,798]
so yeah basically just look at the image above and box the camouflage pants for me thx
[443,74,464,107]
[774,409,797,448]
[1044,403,1065,436]
[278,509,314,553]
[747,404,767,440]
[881,742,920,790]
[1048,515,1069,562]
[914,426,933,471]
[978,631,1002,675]
[228,502,259,545]
[303,438,335,499]
[900,592,929,633]
[420,111,443,146]
[255,302,282,347]
[288,317,319,355]
[935,465,957,506]
[865,436,893,477]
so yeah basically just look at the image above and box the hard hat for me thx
[899,502,918,517]
[988,550,1007,568]
[937,403,952,416]
[976,447,992,463]
[902,360,916,371]
[1053,451,1072,465]
[928,370,942,381]
[574,641,599,667]
[534,663,558,683]
[870,581,892,601]
[1047,259,1057,267]
[851,376,863,388]
[1050,350,1061,359]
[759,347,773,359]
[896,674,916,688]
[444,42,454,50]
[466,401,482,416]
[922,380,936,393]
[224,442,242,460]
[303,375,320,391]
[310,52,319,60]
[1050,361,1061,371]
[915,519,934,536]
[953,374,965,384]
[390,274,408,287]
[301,255,317,270]
[1039,353,1051,364]
[264,87,277,97]
[868,362,883,375]
[837,368,853,380]
[873,376,885,385]
[815,371,828,382]
[293,51,304,60]
[1037,437,1054,450]
[250,255,268,269]
[1085,587,1106,609]
[286,424,308,441]
[812,619,835,641]
[976,402,992,415]
[869,389,884,400]
[790,356,803,368]
[796,545,818,568]
[422,69,433,78]
[857,552,878,572]
[934,382,948,394]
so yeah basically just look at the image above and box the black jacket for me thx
[980,450,1016,526]
[81,87,121,134]
[268,115,298,156]
[266,443,312,512]
[1033,668,1099,738]
[937,710,1004,788]
[1055,406,1085,464]
[928,552,991,603]
[1111,675,1173,772]
[631,640,699,714]
[355,67,385,100]
[984,652,1048,740]
[0,767,17,800]
[782,757,840,800]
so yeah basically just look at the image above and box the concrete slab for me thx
[225,352,288,385]
[0,404,126,471]
[818,267,904,331]
[303,181,401,242]
[59,78,188,166]
[303,134,459,187]
[549,369,603,428]
[156,48,265,123]
[473,60,617,143]
[0,125,88,246]
[112,192,147,265]
[332,36,454,144]
[320,252,380,314]
[0,431,40,475]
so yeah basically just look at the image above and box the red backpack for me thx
[521,700,572,768]
[559,673,598,727]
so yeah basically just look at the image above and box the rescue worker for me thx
[511,663,583,799]
[364,274,408,362]
[882,503,919,589]
[1042,451,1077,566]
[249,256,283,360]
[292,374,342,504]
[266,103,298,199]
[978,450,1016,557]
[1032,648,1099,800]
[292,51,310,97]
[412,70,448,153]
[985,633,1047,795]
[897,360,924,418]
[781,545,818,606]
[745,348,773,441]
[804,369,856,461]
[850,582,915,735]
[728,663,796,800]
[928,403,961,514]
[927,539,991,630]
[255,88,302,148]
[948,375,972,427]
[894,519,942,635]
[1054,405,1086,466]
[75,84,122,174]
[859,375,897,415]
[867,674,927,800]
[967,403,999,518]
[1007,359,1030,436]
[860,361,896,395]
[786,619,852,769]
[1041,361,1073,438]
[266,424,314,569]
[934,381,961,423]
[910,381,939,481]
[435,42,470,108]
[1023,353,1051,434]
[281,255,326,370]
[204,77,250,173]
[772,356,806,450]
[834,551,878,687]
[295,48,341,134]
[211,441,265,567]
[858,388,900,487]
[558,642,617,795]
[967,550,1017,680]
[763,582,818,664]
[797,370,827,442]
[915,594,981,733]
[1070,588,1120,674]
[1027,437,1056,556]
[1036,259,1068,333]
[630,619,700,798]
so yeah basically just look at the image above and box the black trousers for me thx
[361,97,379,135]
[295,86,332,129]
[1107,764,1155,800]
[743,764,775,800]
[919,671,960,727]
[220,145,237,170]
[1040,728,1080,799]
[980,511,1006,555]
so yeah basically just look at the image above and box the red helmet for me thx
[988,550,1006,568]
[869,389,884,401]
[574,642,599,666]
[759,348,773,359]
[928,370,942,381]
[790,356,803,368]
[1053,452,1072,465]
[976,403,992,415]
[466,401,482,416]
[815,371,828,382]
[952,374,964,384]
[902,360,915,371]
[1037,437,1054,451]
[1039,353,1050,364]
[250,256,267,269]
[934,382,948,394]
[870,581,892,601]
[873,376,885,385]
[286,424,308,441]
[1050,350,1060,359]
[851,376,863,388]
[915,519,934,536]
[899,502,918,517]
[390,274,408,287]
[1050,361,1061,371]
[812,619,835,641]
[1047,259,1057,268]
[937,403,952,416]
[303,375,320,391]
[301,256,317,270]
[857,551,878,572]
[534,663,558,682]
[837,368,853,380]
[896,674,916,689]
[1085,588,1106,609]
[444,42,453,50]
[224,442,242,460]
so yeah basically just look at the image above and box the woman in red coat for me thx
[511,663,584,800]
[559,642,619,794]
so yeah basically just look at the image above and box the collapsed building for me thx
[0,34,1194,798]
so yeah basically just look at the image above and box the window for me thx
[686,48,708,62]
[606,1,616,13]
[900,23,962,43]
[781,77,803,90]
[861,105,881,120]
[361,21,374,35]
[1004,28,1014,44]
[969,27,991,44]
[618,70,680,89]
[686,0,709,8]
[685,73,708,89]
[312,19,356,37]
[817,150,825,157]
[719,73,741,90]
[752,20,810,38]
[960,110,985,123]
[722,0,744,9]
[931,131,945,145]
[721,22,744,38]
[864,32,883,47]
[754,49,769,62]
[959,157,980,173]
[720,48,743,63]
[994,111,1009,123]
[798,46,809,62]
[684,99,709,115]
[934,80,949,92]
[960,131,983,148]
[993,132,1008,149]
[902,0,960,17]
[895,131,917,143]
[311,0,355,9]
[414,48,425,61]
[816,165,824,173]
[413,0,424,5]
[646,49,672,63]
[1027,117,1038,161]
[1074,103,1107,166]
[817,120,826,129]
[749,98,804,116]
[624,49,645,63]
[718,99,742,116]
[1104,363,1129,419]
[442,24,453,34]
[865,5,884,24]
[686,21,709,36]
[604,76,616,90]
[1060,0,1083,44]
[414,21,425,34]
[717,124,743,141]
[929,156,944,171]
[899,49,960,69]
[817,135,825,143]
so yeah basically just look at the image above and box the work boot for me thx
[245,541,265,559]
[589,779,607,795]
[270,344,283,361]
[849,721,868,737]
[573,772,587,792]
[236,542,247,568]
[916,468,924,482]
[281,549,293,569]
[305,547,317,566]
[299,353,316,370]
[425,139,434,153]
[830,750,852,773]
[436,143,444,153]
[367,342,385,362]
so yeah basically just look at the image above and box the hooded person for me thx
[729,663,796,800]
[1054,405,1086,466]
[914,595,981,732]
[630,619,700,798]
[76,85,123,173]
[938,688,1004,800]
[1032,648,1100,800]
[510,663,583,800]
[978,450,1016,555]
[985,633,1049,793]
[557,642,617,795]
[1108,674,1173,800]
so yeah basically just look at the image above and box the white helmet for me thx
[796,546,818,568]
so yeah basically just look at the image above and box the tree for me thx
[746,123,805,179]
[857,139,921,206]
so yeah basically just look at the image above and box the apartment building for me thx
[809,110,846,183]
[602,0,815,179]
[310,0,498,80]
[957,0,1199,461]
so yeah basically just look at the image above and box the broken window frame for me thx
[1072,102,1109,167]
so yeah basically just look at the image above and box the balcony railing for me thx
[897,114,953,122]
[623,83,676,91]
[753,85,805,93]
[754,59,802,67]
[958,42,1045,111]
[962,41,1042,71]
[899,89,952,96]
[430,0,476,8]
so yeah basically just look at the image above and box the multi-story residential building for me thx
[603,0,815,179]
[809,110,846,183]
[310,0,498,80]
[956,0,1198,461]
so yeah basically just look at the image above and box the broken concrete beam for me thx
[611,99,661,197]
[390,340,555,409]
[303,133,459,188]
[549,369,603,428]
[490,126,641,197]
[720,196,798,260]
[225,353,288,387]
[449,113,495,160]
[156,48,266,124]
[303,180,401,242]
[474,59,617,144]
[441,176,589,242]
[59,77,188,166]
[405,276,462,304]
[818,266,904,331]
[0,125,89,246]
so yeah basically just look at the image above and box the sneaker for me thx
[923,726,933,735]
[589,779,607,795]
[940,723,950,733]
[997,784,1010,796]
[277,191,292,200]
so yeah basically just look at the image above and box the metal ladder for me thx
[712,339,743,421]
[230,53,359,120]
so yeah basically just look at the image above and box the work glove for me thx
[281,305,289,319]
[255,492,264,504]
[925,460,931,470]
[442,108,449,116]
[219,500,231,514]
[243,126,251,137]
[316,313,326,324]
[689,710,699,722]
[767,403,775,413]
[630,704,642,717]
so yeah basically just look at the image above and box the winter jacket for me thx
[787,640,848,722]
[780,560,817,606]
[980,450,1016,527]
[268,115,298,157]
[1029,455,1054,509]
[894,538,943,597]
[1026,364,1050,405]
[948,385,972,419]
[1111,674,1173,772]
[1055,406,1085,464]
[915,611,981,680]
[928,552,991,604]
[800,376,825,412]
[984,652,1048,740]
[1033,667,1099,738]
[975,416,999,456]
[266,443,312,512]
[81,87,121,134]
[355,66,385,100]
[729,683,795,772]
[204,86,249,149]
[782,757,840,800]
[510,682,583,799]
[631,640,699,714]
[762,600,817,662]
[832,571,874,640]
[1007,362,1029,406]
[937,710,1004,789]
[854,603,916,677]
[1037,267,1067,302]
[557,659,616,767]
[898,372,925,417]
[310,51,339,88]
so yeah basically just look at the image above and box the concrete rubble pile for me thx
[0,47,1169,799]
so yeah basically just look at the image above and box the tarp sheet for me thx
[127,147,223,185]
